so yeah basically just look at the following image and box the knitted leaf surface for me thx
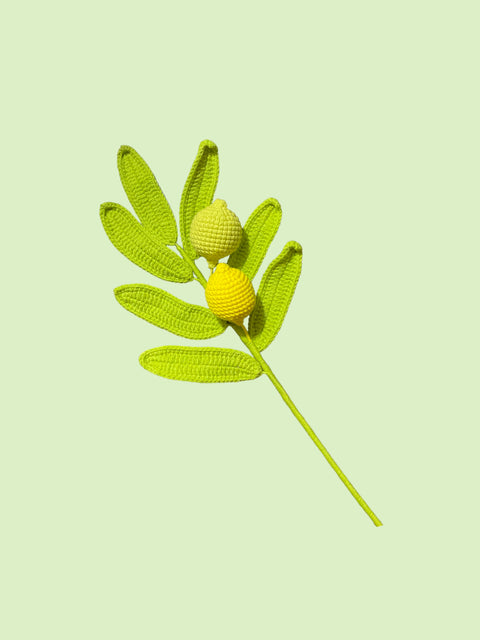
[100,202,193,282]
[117,146,177,244]
[115,284,227,339]
[139,346,263,382]
[249,241,302,351]
[179,140,219,259]
[228,198,282,280]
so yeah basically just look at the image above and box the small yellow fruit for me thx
[190,199,243,269]
[205,263,256,326]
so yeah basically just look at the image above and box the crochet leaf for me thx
[248,241,302,351]
[114,284,227,339]
[117,146,178,245]
[100,202,193,282]
[179,140,219,259]
[228,198,282,279]
[139,346,263,382]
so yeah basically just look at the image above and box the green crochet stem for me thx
[184,252,382,527]
[237,324,382,527]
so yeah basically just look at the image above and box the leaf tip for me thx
[117,144,135,160]
[99,201,116,221]
[199,139,218,152]
[264,197,282,209]
[138,348,156,370]
[287,240,303,254]
[113,284,128,300]
[117,146,141,178]
[138,351,147,369]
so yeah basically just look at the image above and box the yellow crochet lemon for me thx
[190,199,243,268]
[205,263,256,326]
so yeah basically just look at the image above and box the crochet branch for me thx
[100,140,383,527]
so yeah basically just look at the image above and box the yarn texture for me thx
[205,263,256,326]
[100,202,193,282]
[140,346,262,383]
[228,197,282,280]
[249,241,302,351]
[179,140,219,260]
[115,284,227,339]
[190,199,242,268]
[117,145,177,244]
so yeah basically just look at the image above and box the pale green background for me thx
[1,1,479,638]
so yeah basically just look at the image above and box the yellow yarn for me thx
[205,263,256,326]
[190,199,242,268]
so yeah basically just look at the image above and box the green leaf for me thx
[139,346,263,382]
[228,198,282,279]
[117,145,178,244]
[248,241,302,351]
[114,284,227,339]
[179,140,219,258]
[100,202,193,282]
